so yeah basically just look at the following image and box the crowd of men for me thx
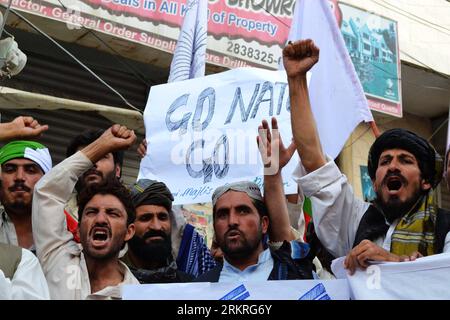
[1,39,449,299]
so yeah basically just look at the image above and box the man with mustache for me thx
[195,181,314,282]
[284,39,450,274]
[63,129,125,241]
[126,179,217,280]
[32,124,139,299]
[0,116,50,299]
[0,116,51,251]
[122,180,198,283]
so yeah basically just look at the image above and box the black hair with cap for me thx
[367,128,437,187]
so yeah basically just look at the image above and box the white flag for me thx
[168,0,208,82]
[284,0,373,158]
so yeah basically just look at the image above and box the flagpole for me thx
[369,120,380,138]
[446,100,450,152]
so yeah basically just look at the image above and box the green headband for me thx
[0,140,52,173]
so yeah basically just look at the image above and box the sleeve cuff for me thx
[293,156,343,198]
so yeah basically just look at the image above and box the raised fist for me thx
[282,39,320,79]
[0,116,49,141]
[100,124,136,152]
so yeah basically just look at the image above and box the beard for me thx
[75,169,117,193]
[128,230,173,267]
[220,225,263,261]
[375,187,424,224]
[1,181,32,214]
[5,201,29,211]
[81,224,125,261]
[82,237,125,261]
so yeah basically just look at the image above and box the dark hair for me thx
[66,129,124,172]
[251,199,269,218]
[77,177,135,226]
[368,128,437,186]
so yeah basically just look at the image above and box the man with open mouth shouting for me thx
[32,124,139,299]
[284,39,450,275]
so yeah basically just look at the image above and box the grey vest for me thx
[0,243,22,279]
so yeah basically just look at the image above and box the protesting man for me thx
[122,180,199,283]
[195,180,314,282]
[0,116,51,251]
[0,116,51,299]
[123,179,216,282]
[32,124,139,299]
[284,39,450,274]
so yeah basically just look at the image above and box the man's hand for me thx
[0,116,49,141]
[104,124,136,151]
[257,117,296,176]
[283,39,319,80]
[137,138,147,158]
[344,240,419,275]
[81,124,136,164]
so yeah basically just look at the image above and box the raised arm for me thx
[283,39,326,173]
[81,124,136,163]
[0,116,48,141]
[33,124,136,267]
[258,117,297,242]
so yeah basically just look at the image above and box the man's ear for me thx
[115,164,121,179]
[371,179,378,192]
[125,223,135,242]
[421,179,432,192]
[261,216,269,235]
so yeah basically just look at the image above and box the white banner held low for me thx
[332,253,450,299]
[138,67,299,205]
[122,279,350,300]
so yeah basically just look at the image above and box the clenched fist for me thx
[0,116,49,141]
[283,39,320,79]
[81,124,136,164]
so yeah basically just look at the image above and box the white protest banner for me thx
[138,67,299,205]
[332,253,450,300]
[122,279,350,300]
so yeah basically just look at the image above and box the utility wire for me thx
[428,117,449,142]
[56,0,153,87]
[341,124,372,150]
[400,50,450,80]
[373,0,450,35]
[0,4,142,114]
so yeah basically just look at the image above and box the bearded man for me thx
[122,179,216,282]
[32,124,139,299]
[284,39,450,274]
[195,181,314,282]
[0,140,52,250]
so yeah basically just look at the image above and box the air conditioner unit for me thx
[1,9,27,78]
[0,36,27,79]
